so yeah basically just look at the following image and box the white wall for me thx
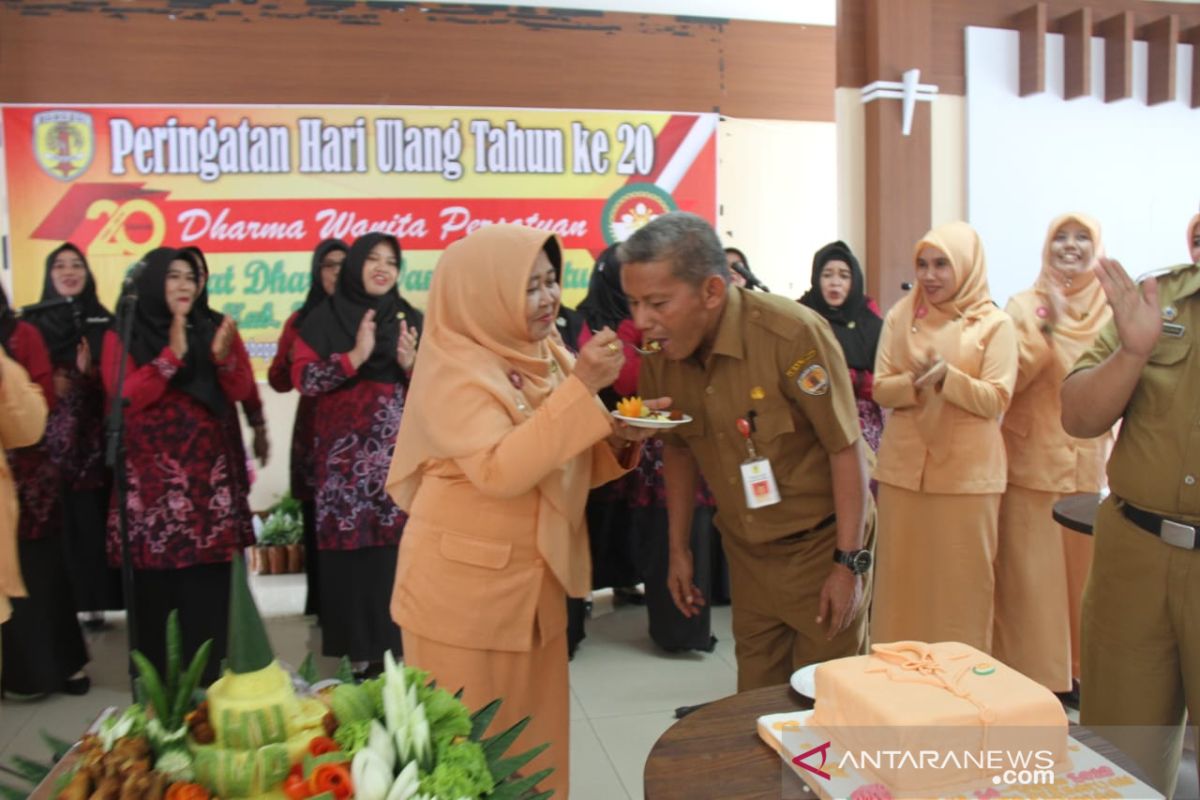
[717,116,839,299]
[966,26,1200,307]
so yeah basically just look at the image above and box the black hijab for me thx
[0,284,18,350]
[576,244,629,333]
[121,247,227,416]
[177,246,224,326]
[798,241,882,372]
[296,239,349,326]
[29,243,113,367]
[298,233,423,385]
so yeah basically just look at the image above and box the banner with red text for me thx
[1,105,717,373]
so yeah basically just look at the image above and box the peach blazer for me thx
[0,345,49,623]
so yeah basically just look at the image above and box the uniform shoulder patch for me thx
[798,364,829,396]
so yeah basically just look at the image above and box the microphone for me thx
[731,261,770,293]
[121,259,149,300]
[901,282,914,291]
[16,295,74,317]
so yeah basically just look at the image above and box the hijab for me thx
[297,239,349,326]
[889,222,999,459]
[386,225,597,597]
[1033,213,1110,369]
[121,247,226,416]
[29,243,112,367]
[798,240,883,372]
[0,285,17,350]
[298,233,423,385]
[576,244,629,334]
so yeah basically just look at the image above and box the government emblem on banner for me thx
[602,182,678,244]
[33,110,94,182]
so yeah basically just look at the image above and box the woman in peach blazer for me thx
[993,214,1112,693]
[385,225,646,798]
[0,344,49,627]
[871,221,1017,652]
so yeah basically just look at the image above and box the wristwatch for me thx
[833,548,873,575]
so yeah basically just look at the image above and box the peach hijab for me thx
[385,224,596,596]
[889,221,999,457]
[892,221,997,371]
[1033,213,1109,368]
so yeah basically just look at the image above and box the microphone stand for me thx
[104,283,140,698]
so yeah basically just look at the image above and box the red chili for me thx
[307,736,340,757]
[309,763,353,800]
[283,773,310,800]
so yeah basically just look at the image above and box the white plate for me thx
[611,411,692,429]
[790,663,818,699]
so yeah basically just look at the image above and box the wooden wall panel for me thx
[863,0,933,312]
[0,1,835,122]
[1098,11,1135,101]
[839,0,1200,93]
[1144,15,1179,106]
[1060,8,1094,99]
[1017,3,1048,96]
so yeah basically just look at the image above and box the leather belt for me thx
[1119,499,1200,550]
[780,513,837,542]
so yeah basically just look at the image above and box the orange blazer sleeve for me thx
[873,311,919,410]
[454,374,614,498]
[940,315,1018,420]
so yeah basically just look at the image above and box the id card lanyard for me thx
[736,414,781,509]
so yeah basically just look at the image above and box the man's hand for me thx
[667,548,706,618]
[816,565,864,640]
[1095,258,1161,359]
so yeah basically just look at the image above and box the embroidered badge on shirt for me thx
[798,364,829,396]
[785,349,818,378]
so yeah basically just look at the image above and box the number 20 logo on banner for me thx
[85,198,167,259]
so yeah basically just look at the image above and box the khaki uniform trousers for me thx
[722,506,875,692]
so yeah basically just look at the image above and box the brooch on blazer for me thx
[508,370,524,390]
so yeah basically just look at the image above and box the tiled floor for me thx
[3,575,1197,799]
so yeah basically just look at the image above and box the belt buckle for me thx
[1160,519,1197,549]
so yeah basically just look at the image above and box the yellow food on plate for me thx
[616,396,644,418]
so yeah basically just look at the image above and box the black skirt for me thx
[1,535,90,695]
[302,500,320,618]
[318,546,402,663]
[130,562,231,686]
[62,485,123,612]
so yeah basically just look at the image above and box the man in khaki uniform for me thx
[619,213,874,691]
[1062,257,1200,796]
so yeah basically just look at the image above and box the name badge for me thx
[1163,322,1186,338]
[741,458,781,509]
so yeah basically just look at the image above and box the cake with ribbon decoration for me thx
[809,641,1069,794]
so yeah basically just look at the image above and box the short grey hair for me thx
[617,212,730,287]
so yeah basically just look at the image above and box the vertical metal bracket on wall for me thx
[860,68,939,135]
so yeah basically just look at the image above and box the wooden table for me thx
[644,683,810,799]
[643,683,1155,800]
[1053,492,1102,535]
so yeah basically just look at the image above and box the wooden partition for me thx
[0,1,835,122]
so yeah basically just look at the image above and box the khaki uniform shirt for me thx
[638,288,861,544]
[1071,264,1200,521]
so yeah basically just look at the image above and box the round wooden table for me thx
[643,682,1155,799]
[1052,492,1102,534]
[643,683,810,799]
